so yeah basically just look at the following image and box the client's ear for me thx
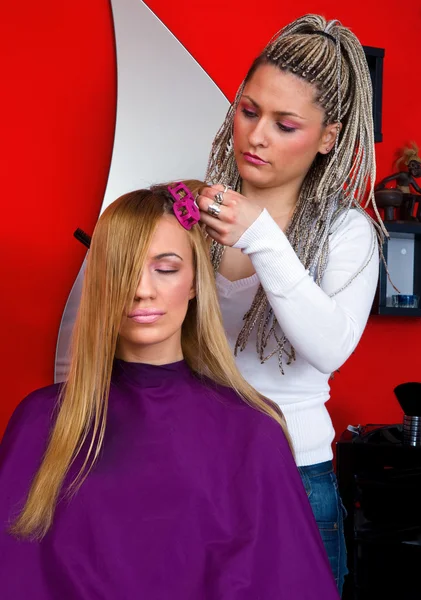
[189,284,196,300]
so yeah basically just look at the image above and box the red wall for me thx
[1,0,420,441]
[0,2,116,434]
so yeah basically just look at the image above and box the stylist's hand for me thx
[197,184,262,247]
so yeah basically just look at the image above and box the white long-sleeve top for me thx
[216,208,379,466]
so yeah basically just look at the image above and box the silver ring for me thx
[223,184,232,193]
[207,203,221,218]
[214,191,224,205]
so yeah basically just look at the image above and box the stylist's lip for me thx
[128,309,165,324]
[243,152,268,165]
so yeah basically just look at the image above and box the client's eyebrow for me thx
[154,252,183,261]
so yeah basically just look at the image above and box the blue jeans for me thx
[299,460,348,597]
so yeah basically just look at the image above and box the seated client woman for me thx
[0,181,339,599]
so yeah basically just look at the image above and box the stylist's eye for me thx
[241,108,257,119]
[277,123,296,133]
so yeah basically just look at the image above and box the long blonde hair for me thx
[12,180,290,539]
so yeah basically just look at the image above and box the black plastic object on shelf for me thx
[337,424,421,599]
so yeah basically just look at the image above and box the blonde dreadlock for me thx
[206,14,386,373]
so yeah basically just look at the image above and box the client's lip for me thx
[128,309,165,324]
[243,152,268,165]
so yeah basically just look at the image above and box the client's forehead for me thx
[147,215,192,260]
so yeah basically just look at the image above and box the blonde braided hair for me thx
[206,14,386,373]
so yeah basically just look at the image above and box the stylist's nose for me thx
[248,118,269,148]
[134,269,157,301]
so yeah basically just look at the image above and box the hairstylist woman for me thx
[197,15,385,595]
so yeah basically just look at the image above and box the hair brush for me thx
[74,228,91,249]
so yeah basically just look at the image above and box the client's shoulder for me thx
[192,374,289,450]
[3,383,62,440]
[18,382,61,412]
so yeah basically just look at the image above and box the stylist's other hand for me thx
[197,185,262,247]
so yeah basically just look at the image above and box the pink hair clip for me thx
[167,182,200,230]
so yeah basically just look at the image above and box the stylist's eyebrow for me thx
[242,95,306,120]
[154,253,183,260]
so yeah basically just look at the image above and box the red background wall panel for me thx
[1,0,420,443]
[0,2,116,432]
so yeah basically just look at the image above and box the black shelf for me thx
[384,220,421,234]
[337,428,421,600]
[377,307,421,317]
[372,220,421,316]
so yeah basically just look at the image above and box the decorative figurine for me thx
[375,142,421,221]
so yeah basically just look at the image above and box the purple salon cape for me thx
[0,360,339,599]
